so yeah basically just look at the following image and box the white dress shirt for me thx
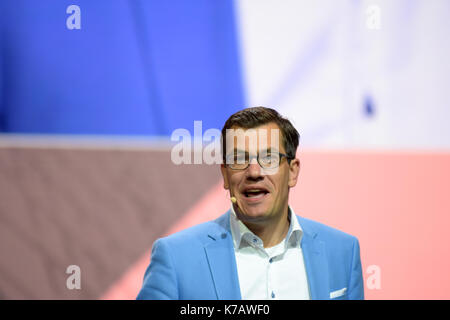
[230,206,310,300]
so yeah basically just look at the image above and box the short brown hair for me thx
[221,107,300,162]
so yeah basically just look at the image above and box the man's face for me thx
[220,122,300,224]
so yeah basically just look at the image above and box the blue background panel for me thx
[0,0,246,135]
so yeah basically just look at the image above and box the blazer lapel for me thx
[204,211,242,300]
[299,217,330,300]
[203,212,330,300]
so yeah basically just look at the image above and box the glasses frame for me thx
[225,151,292,170]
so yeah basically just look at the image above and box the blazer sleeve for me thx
[136,238,179,300]
[348,237,364,300]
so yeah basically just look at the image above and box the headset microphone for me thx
[230,195,241,213]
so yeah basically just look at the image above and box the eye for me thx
[260,153,279,166]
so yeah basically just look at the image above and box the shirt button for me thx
[271,291,275,299]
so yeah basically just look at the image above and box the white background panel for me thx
[236,0,450,149]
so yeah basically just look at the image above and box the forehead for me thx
[225,122,285,153]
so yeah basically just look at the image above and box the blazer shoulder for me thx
[297,215,359,244]
[157,211,230,246]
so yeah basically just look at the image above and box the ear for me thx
[288,158,300,188]
[220,164,230,190]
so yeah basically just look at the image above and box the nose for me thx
[245,158,264,180]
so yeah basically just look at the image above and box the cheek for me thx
[229,173,244,188]
[270,175,288,196]
[269,174,290,198]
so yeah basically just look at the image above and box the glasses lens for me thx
[227,153,248,169]
[227,152,283,170]
[259,153,280,169]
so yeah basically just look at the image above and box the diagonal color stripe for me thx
[102,150,450,300]
[100,182,230,300]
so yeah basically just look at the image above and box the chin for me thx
[238,205,271,222]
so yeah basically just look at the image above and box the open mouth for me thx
[241,187,270,200]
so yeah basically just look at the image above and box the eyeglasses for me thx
[225,151,292,170]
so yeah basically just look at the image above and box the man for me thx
[137,107,364,300]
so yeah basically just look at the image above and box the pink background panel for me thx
[292,150,450,299]
[102,150,450,300]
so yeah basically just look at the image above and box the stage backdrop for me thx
[0,0,449,299]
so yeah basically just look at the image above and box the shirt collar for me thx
[229,205,303,250]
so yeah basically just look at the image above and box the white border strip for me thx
[0,134,176,151]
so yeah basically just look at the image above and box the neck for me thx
[241,206,291,248]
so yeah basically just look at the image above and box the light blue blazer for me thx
[137,210,364,300]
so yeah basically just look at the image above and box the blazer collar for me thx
[204,211,242,300]
[298,216,330,300]
[204,211,330,300]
